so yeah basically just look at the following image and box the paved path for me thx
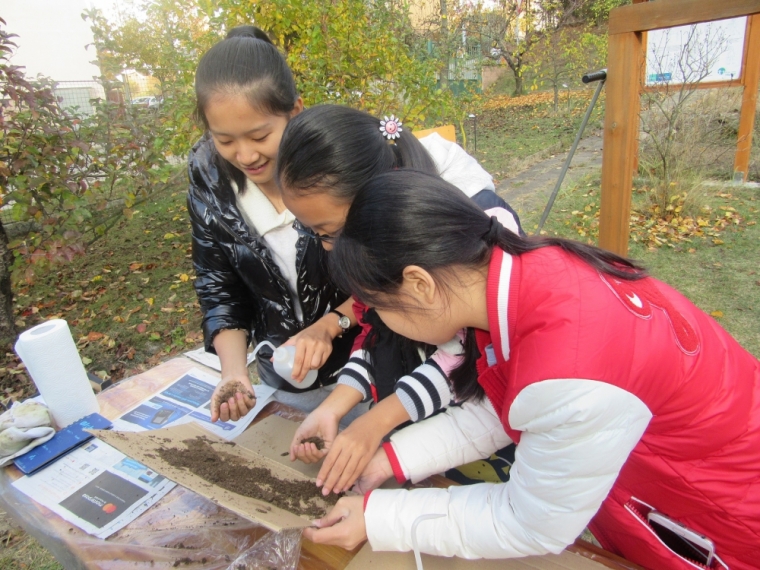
[495,132,604,216]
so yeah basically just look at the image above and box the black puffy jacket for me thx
[187,136,358,391]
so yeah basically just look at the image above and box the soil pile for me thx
[157,436,338,518]
[214,381,255,408]
[300,436,325,450]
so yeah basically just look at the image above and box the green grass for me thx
[0,524,62,570]
[518,173,760,357]
[467,91,605,183]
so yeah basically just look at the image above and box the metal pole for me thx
[473,114,477,152]
[535,71,606,235]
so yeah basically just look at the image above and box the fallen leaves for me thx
[628,192,745,250]
[483,89,597,111]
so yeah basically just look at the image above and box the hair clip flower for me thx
[380,115,403,140]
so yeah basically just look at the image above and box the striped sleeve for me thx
[395,358,454,422]
[336,349,375,402]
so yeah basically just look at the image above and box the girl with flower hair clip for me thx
[276,104,522,496]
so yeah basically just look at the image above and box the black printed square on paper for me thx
[59,471,148,528]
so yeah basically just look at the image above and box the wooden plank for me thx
[599,32,643,257]
[642,78,743,92]
[609,0,760,35]
[413,124,456,142]
[734,13,760,180]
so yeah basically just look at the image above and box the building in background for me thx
[0,0,117,114]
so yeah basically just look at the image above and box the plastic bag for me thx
[227,528,303,570]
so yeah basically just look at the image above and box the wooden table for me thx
[0,357,642,569]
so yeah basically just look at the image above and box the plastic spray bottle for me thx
[250,341,318,389]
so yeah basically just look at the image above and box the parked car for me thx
[131,96,160,109]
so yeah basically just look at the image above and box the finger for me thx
[296,443,319,464]
[227,397,241,421]
[291,342,308,381]
[296,343,317,382]
[310,345,327,370]
[234,392,252,418]
[316,445,341,488]
[242,389,256,409]
[303,522,355,549]
[305,443,326,464]
[210,401,220,423]
[321,449,351,496]
[334,454,363,494]
[219,402,230,423]
[295,444,314,464]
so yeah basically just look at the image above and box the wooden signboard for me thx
[599,0,760,256]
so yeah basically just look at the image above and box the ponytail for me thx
[330,169,647,403]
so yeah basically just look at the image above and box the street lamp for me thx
[562,83,570,112]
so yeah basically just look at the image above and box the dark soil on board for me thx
[214,381,255,408]
[157,436,338,518]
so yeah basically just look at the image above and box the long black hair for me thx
[330,169,647,402]
[194,25,298,193]
[276,105,437,202]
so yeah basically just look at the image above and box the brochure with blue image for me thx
[110,367,278,440]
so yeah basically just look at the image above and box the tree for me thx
[528,25,606,113]
[0,19,176,343]
[87,0,474,135]
[84,1,214,155]
[470,0,593,96]
[639,23,730,211]
[406,0,473,92]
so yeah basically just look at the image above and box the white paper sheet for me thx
[110,367,276,440]
[183,346,257,371]
[12,437,175,539]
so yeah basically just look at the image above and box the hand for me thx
[289,408,340,464]
[352,447,394,494]
[210,375,256,422]
[303,496,367,550]
[317,414,384,496]
[282,315,339,382]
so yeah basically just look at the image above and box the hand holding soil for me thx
[316,414,385,496]
[290,408,339,464]
[211,377,256,423]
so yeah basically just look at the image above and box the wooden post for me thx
[734,14,760,181]
[598,32,643,256]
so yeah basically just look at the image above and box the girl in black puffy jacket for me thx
[188,26,361,421]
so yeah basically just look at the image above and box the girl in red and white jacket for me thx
[305,169,760,570]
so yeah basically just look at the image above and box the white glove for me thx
[0,400,55,466]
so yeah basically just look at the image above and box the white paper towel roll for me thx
[15,319,99,428]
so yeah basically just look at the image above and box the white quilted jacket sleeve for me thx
[388,397,512,483]
[365,379,652,559]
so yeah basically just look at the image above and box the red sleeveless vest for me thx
[476,247,760,569]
